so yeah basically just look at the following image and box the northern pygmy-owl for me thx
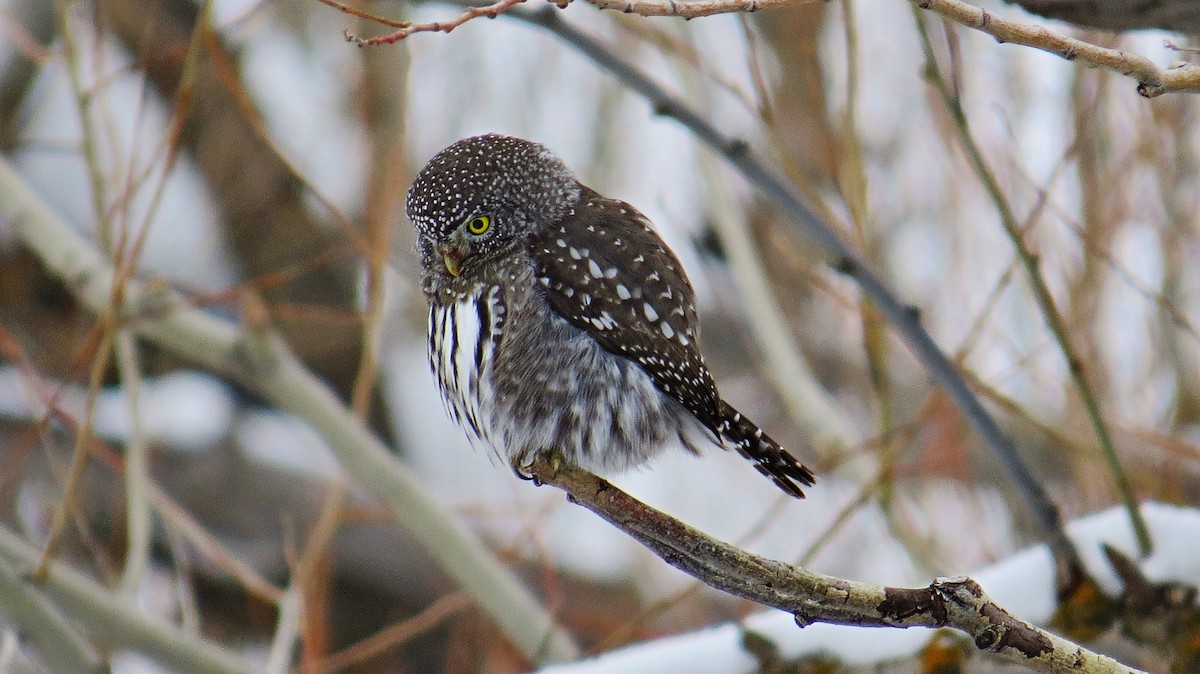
[406,134,815,498]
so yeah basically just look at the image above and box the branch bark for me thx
[525,457,1144,674]
[914,0,1200,98]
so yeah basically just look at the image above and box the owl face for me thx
[407,134,582,280]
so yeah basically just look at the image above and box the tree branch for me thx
[0,554,105,674]
[332,0,1200,98]
[913,0,1200,98]
[582,0,804,18]
[0,526,252,674]
[525,457,1144,674]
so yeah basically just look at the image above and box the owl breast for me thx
[426,258,708,472]
[428,283,506,445]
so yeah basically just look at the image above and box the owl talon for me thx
[511,462,539,484]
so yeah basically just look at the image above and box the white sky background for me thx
[2,0,1199,670]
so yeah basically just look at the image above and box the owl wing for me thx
[530,187,723,430]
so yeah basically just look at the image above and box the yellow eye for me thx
[466,215,491,235]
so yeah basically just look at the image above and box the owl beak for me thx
[443,252,462,277]
[438,235,469,277]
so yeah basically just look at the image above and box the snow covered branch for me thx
[526,457,1147,674]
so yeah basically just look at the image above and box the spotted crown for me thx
[406,133,581,242]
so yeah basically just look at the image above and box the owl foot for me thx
[511,451,566,487]
[511,462,542,486]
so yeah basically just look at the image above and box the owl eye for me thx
[465,215,491,236]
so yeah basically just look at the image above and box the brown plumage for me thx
[407,133,815,498]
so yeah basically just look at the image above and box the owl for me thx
[406,134,814,498]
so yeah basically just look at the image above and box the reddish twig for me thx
[314,0,557,44]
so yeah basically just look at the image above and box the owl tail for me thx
[716,401,815,499]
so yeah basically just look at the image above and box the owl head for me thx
[407,134,582,279]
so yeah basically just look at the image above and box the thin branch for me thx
[294,478,347,668]
[911,12,1152,557]
[525,457,1144,674]
[264,586,303,674]
[316,592,471,673]
[1,318,289,606]
[912,0,1200,98]
[315,0,543,44]
[696,153,859,451]
[0,525,255,674]
[499,0,1085,599]
[115,330,153,597]
[0,555,105,674]
[0,157,580,665]
[340,0,1200,97]
[583,0,804,18]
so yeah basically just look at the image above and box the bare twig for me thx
[264,586,304,674]
[315,0,542,44]
[696,153,858,451]
[341,0,1200,97]
[0,525,255,674]
[911,12,1152,557]
[912,0,1200,98]
[0,555,105,674]
[584,0,805,18]
[115,330,152,598]
[4,344,288,605]
[526,457,1144,674]
[316,592,471,672]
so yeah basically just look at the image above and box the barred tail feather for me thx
[716,401,815,499]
